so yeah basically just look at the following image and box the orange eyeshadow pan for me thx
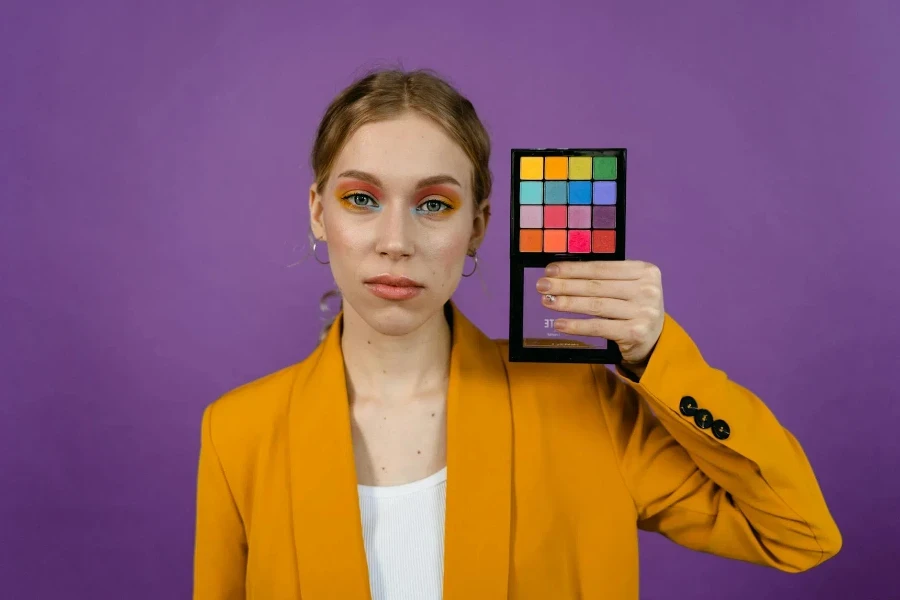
[543,230,567,252]
[519,230,543,252]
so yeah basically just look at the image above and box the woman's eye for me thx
[421,199,447,212]
[347,193,375,207]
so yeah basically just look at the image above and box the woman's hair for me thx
[311,68,493,206]
[310,68,493,341]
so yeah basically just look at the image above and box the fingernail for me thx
[536,279,551,292]
[545,265,559,276]
[553,319,566,329]
[544,294,556,304]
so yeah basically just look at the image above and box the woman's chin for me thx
[350,297,446,337]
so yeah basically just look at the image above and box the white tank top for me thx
[357,467,448,600]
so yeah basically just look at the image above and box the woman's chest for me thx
[349,394,448,486]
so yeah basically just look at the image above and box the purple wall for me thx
[2,1,897,598]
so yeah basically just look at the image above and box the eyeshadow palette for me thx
[508,148,627,364]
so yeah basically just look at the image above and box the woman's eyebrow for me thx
[415,174,462,189]
[336,170,383,188]
[336,170,461,189]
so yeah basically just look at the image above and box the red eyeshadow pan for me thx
[544,206,567,228]
[568,230,591,253]
[592,230,616,252]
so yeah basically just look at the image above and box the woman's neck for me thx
[339,303,452,406]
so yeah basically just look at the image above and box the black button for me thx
[679,396,698,416]
[694,409,713,429]
[712,419,730,440]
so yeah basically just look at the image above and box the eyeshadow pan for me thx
[567,181,591,204]
[568,206,591,228]
[593,205,616,228]
[520,181,543,204]
[544,157,568,180]
[592,230,616,252]
[592,181,616,205]
[543,230,567,252]
[520,229,543,252]
[520,157,544,180]
[544,205,567,228]
[568,157,592,179]
[520,206,543,228]
[544,182,567,204]
[568,230,591,253]
[593,156,617,180]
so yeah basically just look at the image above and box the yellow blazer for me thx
[193,303,841,599]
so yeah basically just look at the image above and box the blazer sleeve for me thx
[193,403,247,599]
[592,314,842,572]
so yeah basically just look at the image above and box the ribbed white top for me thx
[357,467,448,600]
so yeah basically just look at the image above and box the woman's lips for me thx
[363,274,424,301]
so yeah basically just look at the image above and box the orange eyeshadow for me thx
[543,230,566,252]
[520,229,543,252]
[544,157,568,180]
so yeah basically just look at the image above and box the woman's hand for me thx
[536,260,665,374]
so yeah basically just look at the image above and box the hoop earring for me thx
[319,288,341,316]
[462,250,478,277]
[311,237,329,265]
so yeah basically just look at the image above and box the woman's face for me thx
[309,112,488,336]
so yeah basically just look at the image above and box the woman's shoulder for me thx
[201,360,306,452]
[214,361,298,409]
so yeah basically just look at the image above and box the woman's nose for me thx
[374,207,414,259]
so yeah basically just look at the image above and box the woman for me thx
[193,69,841,599]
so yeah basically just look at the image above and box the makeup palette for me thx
[509,148,627,363]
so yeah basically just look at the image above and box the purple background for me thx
[1,1,897,598]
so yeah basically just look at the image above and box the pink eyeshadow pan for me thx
[567,230,591,253]
[568,206,591,228]
[520,206,543,228]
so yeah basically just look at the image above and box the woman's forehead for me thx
[332,116,472,192]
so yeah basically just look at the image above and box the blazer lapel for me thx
[443,303,513,599]
[288,315,372,599]
[287,303,513,599]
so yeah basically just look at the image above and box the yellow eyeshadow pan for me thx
[519,156,544,180]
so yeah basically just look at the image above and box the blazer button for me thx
[679,396,699,416]
[694,409,713,429]
[712,419,731,440]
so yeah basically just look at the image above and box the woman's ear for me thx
[309,183,326,241]
[469,200,490,251]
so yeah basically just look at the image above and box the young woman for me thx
[193,69,841,600]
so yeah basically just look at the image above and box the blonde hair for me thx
[311,68,492,205]
[310,68,493,341]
